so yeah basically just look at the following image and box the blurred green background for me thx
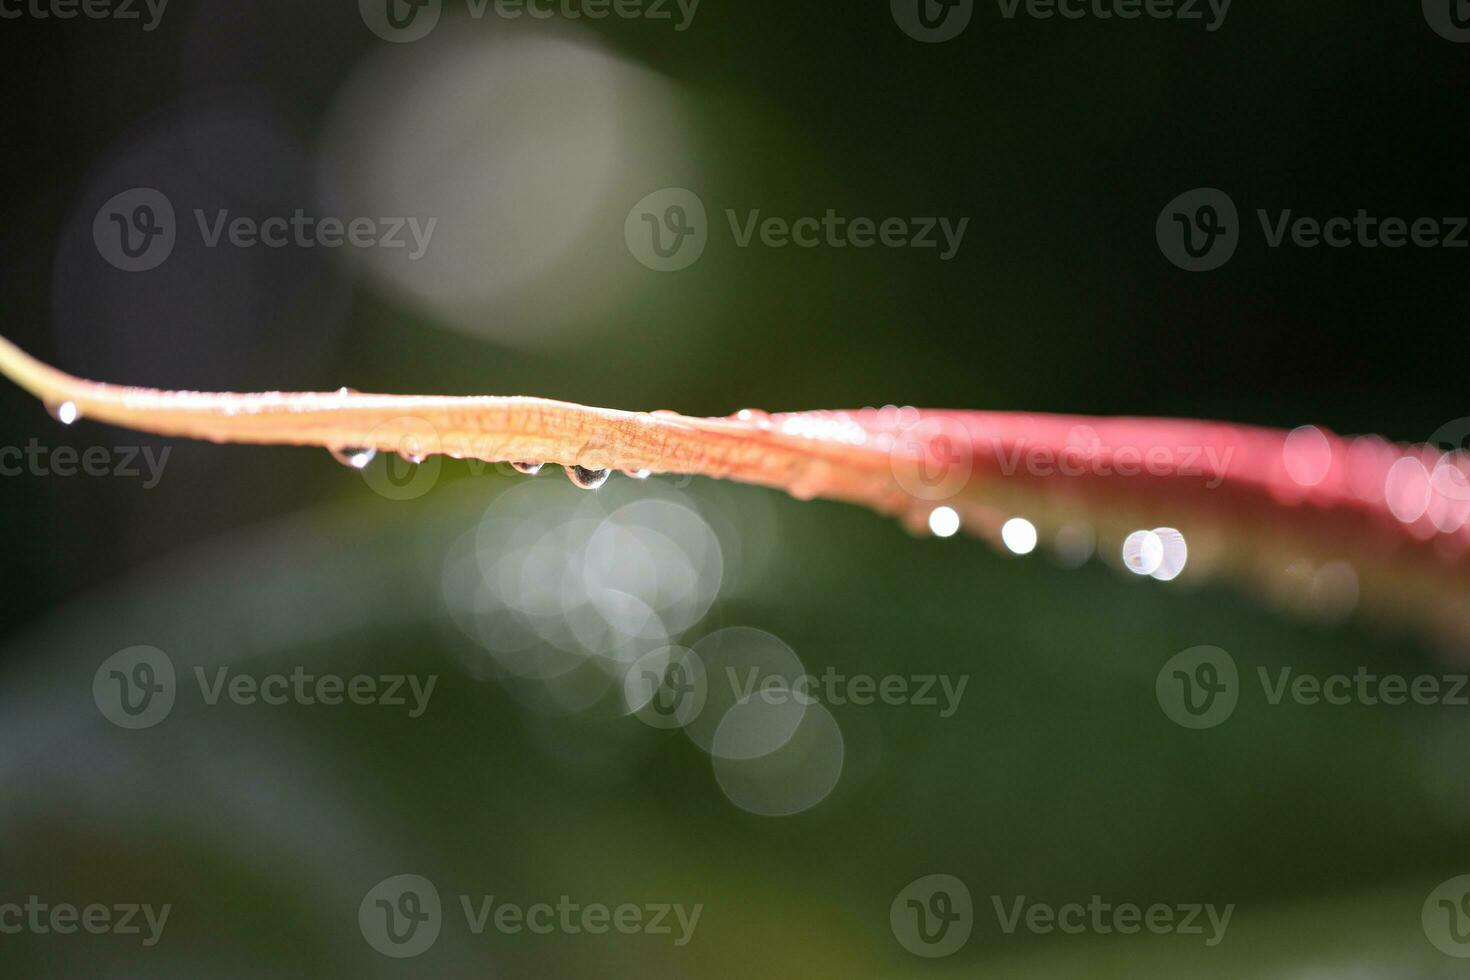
[2,0,1469,975]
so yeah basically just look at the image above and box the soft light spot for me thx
[1050,525,1095,568]
[711,699,845,818]
[1430,454,1470,532]
[1282,425,1332,487]
[1310,561,1359,622]
[320,22,691,349]
[928,506,961,538]
[1000,517,1038,555]
[1150,527,1188,582]
[1385,456,1432,524]
[683,628,808,757]
[53,401,79,426]
[1122,529,1164,576]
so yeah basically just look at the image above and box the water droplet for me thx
[330,446,377,470]
[511,460,544,476]
[566,465,610,490]
[1149,528,1188,581]
[1001,517,1038,555]
[1122,529,1164,575]
[395,435,427,465]
[46,401,79,426]
[735,408,772,429]
[623,468,652,480]
[928,506,961,538]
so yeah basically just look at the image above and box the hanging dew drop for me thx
[46,401,79,426]
[330,446,377,470]
[565,464,611,490]
[397,436,426,466]
[735,408,772,429]
[623,468,652,480]
[511,460,544,476]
